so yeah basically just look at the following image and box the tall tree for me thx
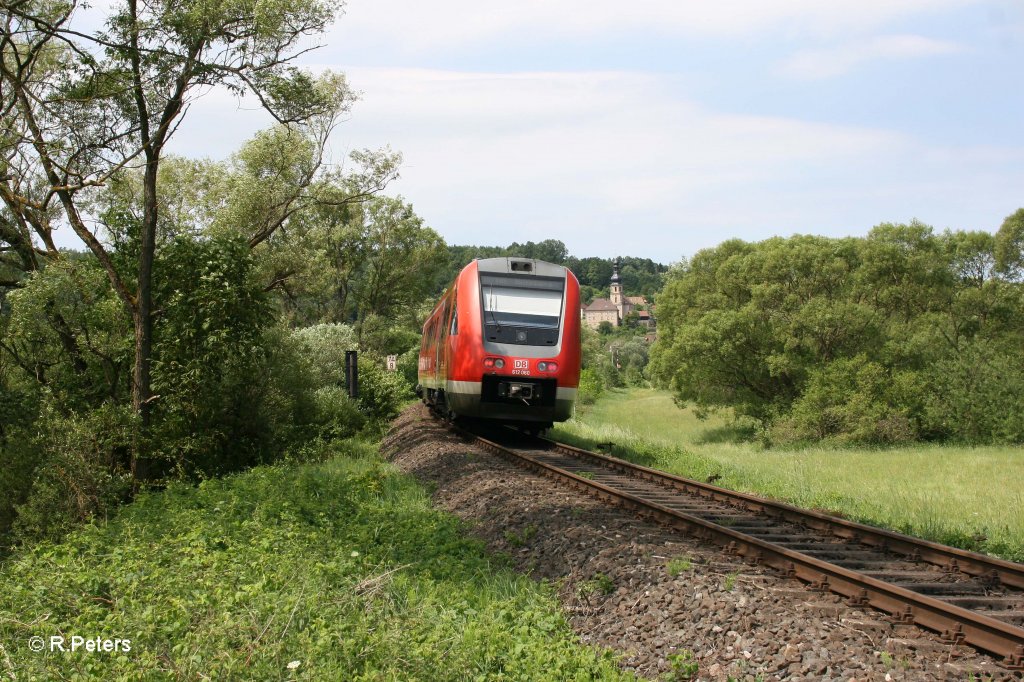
[995,208,1024,281]
[1,0,347,479]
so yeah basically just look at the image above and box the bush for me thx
[577,368,605,405]
[356,354,411,427]
[923,340,1024,443]
[150,235,277,477]
[289,323,357,387]
[10,401,134,544]
[776,356,917,445]
[397,346,420,391]
[311,386,367,439]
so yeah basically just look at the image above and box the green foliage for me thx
[650,216,1024,444]
[578,572,615,597]
[776,356,917,445]
[666,556,692,576]
[922,338,1024,443]
[0,448,632,680]
[565,255,667,297]
[396,346,421,389]
[289,322,357,387]
[665,649,699,680]
[356,353,412,427]
[309,386,367,440]
[2,258,132,409]
[994,208,1024,280]
[281,195,445,331]
[150,235,276,477]
[8,402,134,545]
[576,368,605,405]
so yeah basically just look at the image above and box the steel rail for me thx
[545,438,1024,592]
[450,422,1024,669]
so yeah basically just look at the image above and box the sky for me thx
[160,1,1024,261]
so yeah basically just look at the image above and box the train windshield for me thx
[483,286,563,328]
[480,274,565,330]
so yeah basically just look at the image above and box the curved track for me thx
[447,418,1024,669]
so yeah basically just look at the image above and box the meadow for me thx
[553,388,1024,562]
[0,440,631,681]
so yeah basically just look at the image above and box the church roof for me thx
[584,298,618,312]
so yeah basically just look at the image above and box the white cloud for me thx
[331,0,981,53]
[325,68,936,255]
[777,35,964,79]
[135,66,1024,260]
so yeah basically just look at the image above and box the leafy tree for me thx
[565,257,613,289]
[344,197,446,330]
[649,217,1024,444]
[0,0,353,479]
[149,235,274,477]
[1,258,131,409]
[995,208,1024,280]
[506,239,568,264]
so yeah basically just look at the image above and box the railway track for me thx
[448,419,1024,669]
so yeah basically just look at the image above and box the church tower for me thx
[610,258,624,318]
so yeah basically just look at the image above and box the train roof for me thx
[473,257,568,279]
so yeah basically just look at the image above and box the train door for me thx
[444,291,458,386]
[435,295,451,384]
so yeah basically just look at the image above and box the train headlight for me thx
[494,358,505,369]
[538,361,558,372]
[484,357,505,369]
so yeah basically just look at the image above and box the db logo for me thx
[513,359,529,370]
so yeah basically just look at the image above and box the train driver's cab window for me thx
[450,302,458,335]
[483,286,562,328]
[480,273,564,345]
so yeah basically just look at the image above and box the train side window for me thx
[450,303,458,335]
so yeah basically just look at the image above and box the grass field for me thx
[553,388,1024,562]
[0,439,632,680]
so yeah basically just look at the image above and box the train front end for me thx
[439,257,582,428]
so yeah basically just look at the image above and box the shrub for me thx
[577,367,605,405]
[356,353,411,426]
[397,346,420,392]
[311,386,366,439]
[150,235,278,477]
[776,356,917,445]
[289,323,357,387]
[923,339,1024,443]
[10,401,134,544]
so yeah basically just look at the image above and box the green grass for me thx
[556,388,1024,562]
[665,556,692,577]
[0,439,633,681]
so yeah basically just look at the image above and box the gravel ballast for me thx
[382,405,1019,681]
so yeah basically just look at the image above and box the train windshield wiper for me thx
[485,286,501,332]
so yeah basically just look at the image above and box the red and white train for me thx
[417,257,582,430]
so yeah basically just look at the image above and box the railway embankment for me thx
[386,404,1019,680]
[0,437,628,680]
